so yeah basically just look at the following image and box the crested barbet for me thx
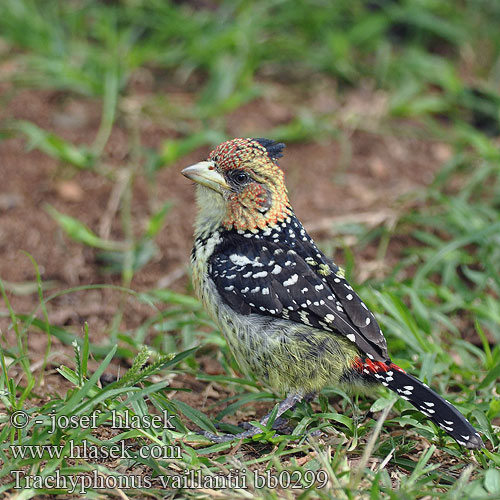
[182,137,483,449]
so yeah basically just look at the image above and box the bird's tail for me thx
[356,358,483,449]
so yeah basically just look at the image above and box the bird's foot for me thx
[200,417,290,443]
[200,392,305,443]
[239,416,292,433]
[200,425,267,443]
[200,420,322,443]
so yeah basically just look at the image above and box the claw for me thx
[200,426,267,443]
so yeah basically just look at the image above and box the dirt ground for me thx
[0,80,446,405]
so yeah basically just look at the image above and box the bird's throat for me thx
[222,196,292,231]
[194,184,292,236]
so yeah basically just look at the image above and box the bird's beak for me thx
[181,161,230,194]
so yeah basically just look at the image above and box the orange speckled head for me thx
[208,138,291,231]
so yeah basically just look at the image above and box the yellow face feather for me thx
[182,138,292,233]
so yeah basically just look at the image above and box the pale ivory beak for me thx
[181,161,230,194]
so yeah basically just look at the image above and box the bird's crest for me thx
[253,138,286,161]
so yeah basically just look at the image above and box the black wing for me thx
[209,232,389,362]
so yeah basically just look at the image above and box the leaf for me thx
[46,205,125,251]
[483,449,500,468]
[12,120,94,169]
[97,240,158,274]
[147,290,201,308]
[59,345,117,416]
[173,399,217,434]
[145,202,173,238]
[478,358,500,390]
[484,469,500,494]
[316,412,354,432]
[370,396,397,413]
[159,347,199,370]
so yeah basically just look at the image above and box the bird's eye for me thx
[235,172,248,183]
[230,170,250,185]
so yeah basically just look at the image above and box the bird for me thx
[181,137,483,449]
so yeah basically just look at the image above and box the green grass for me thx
[1,0,500,498]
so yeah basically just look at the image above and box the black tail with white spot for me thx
[377,365,483,449]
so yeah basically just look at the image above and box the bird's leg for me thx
[240,391,316,430]
[267,391,318,433]
[304,391,317,403]
[201,392,304,443]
